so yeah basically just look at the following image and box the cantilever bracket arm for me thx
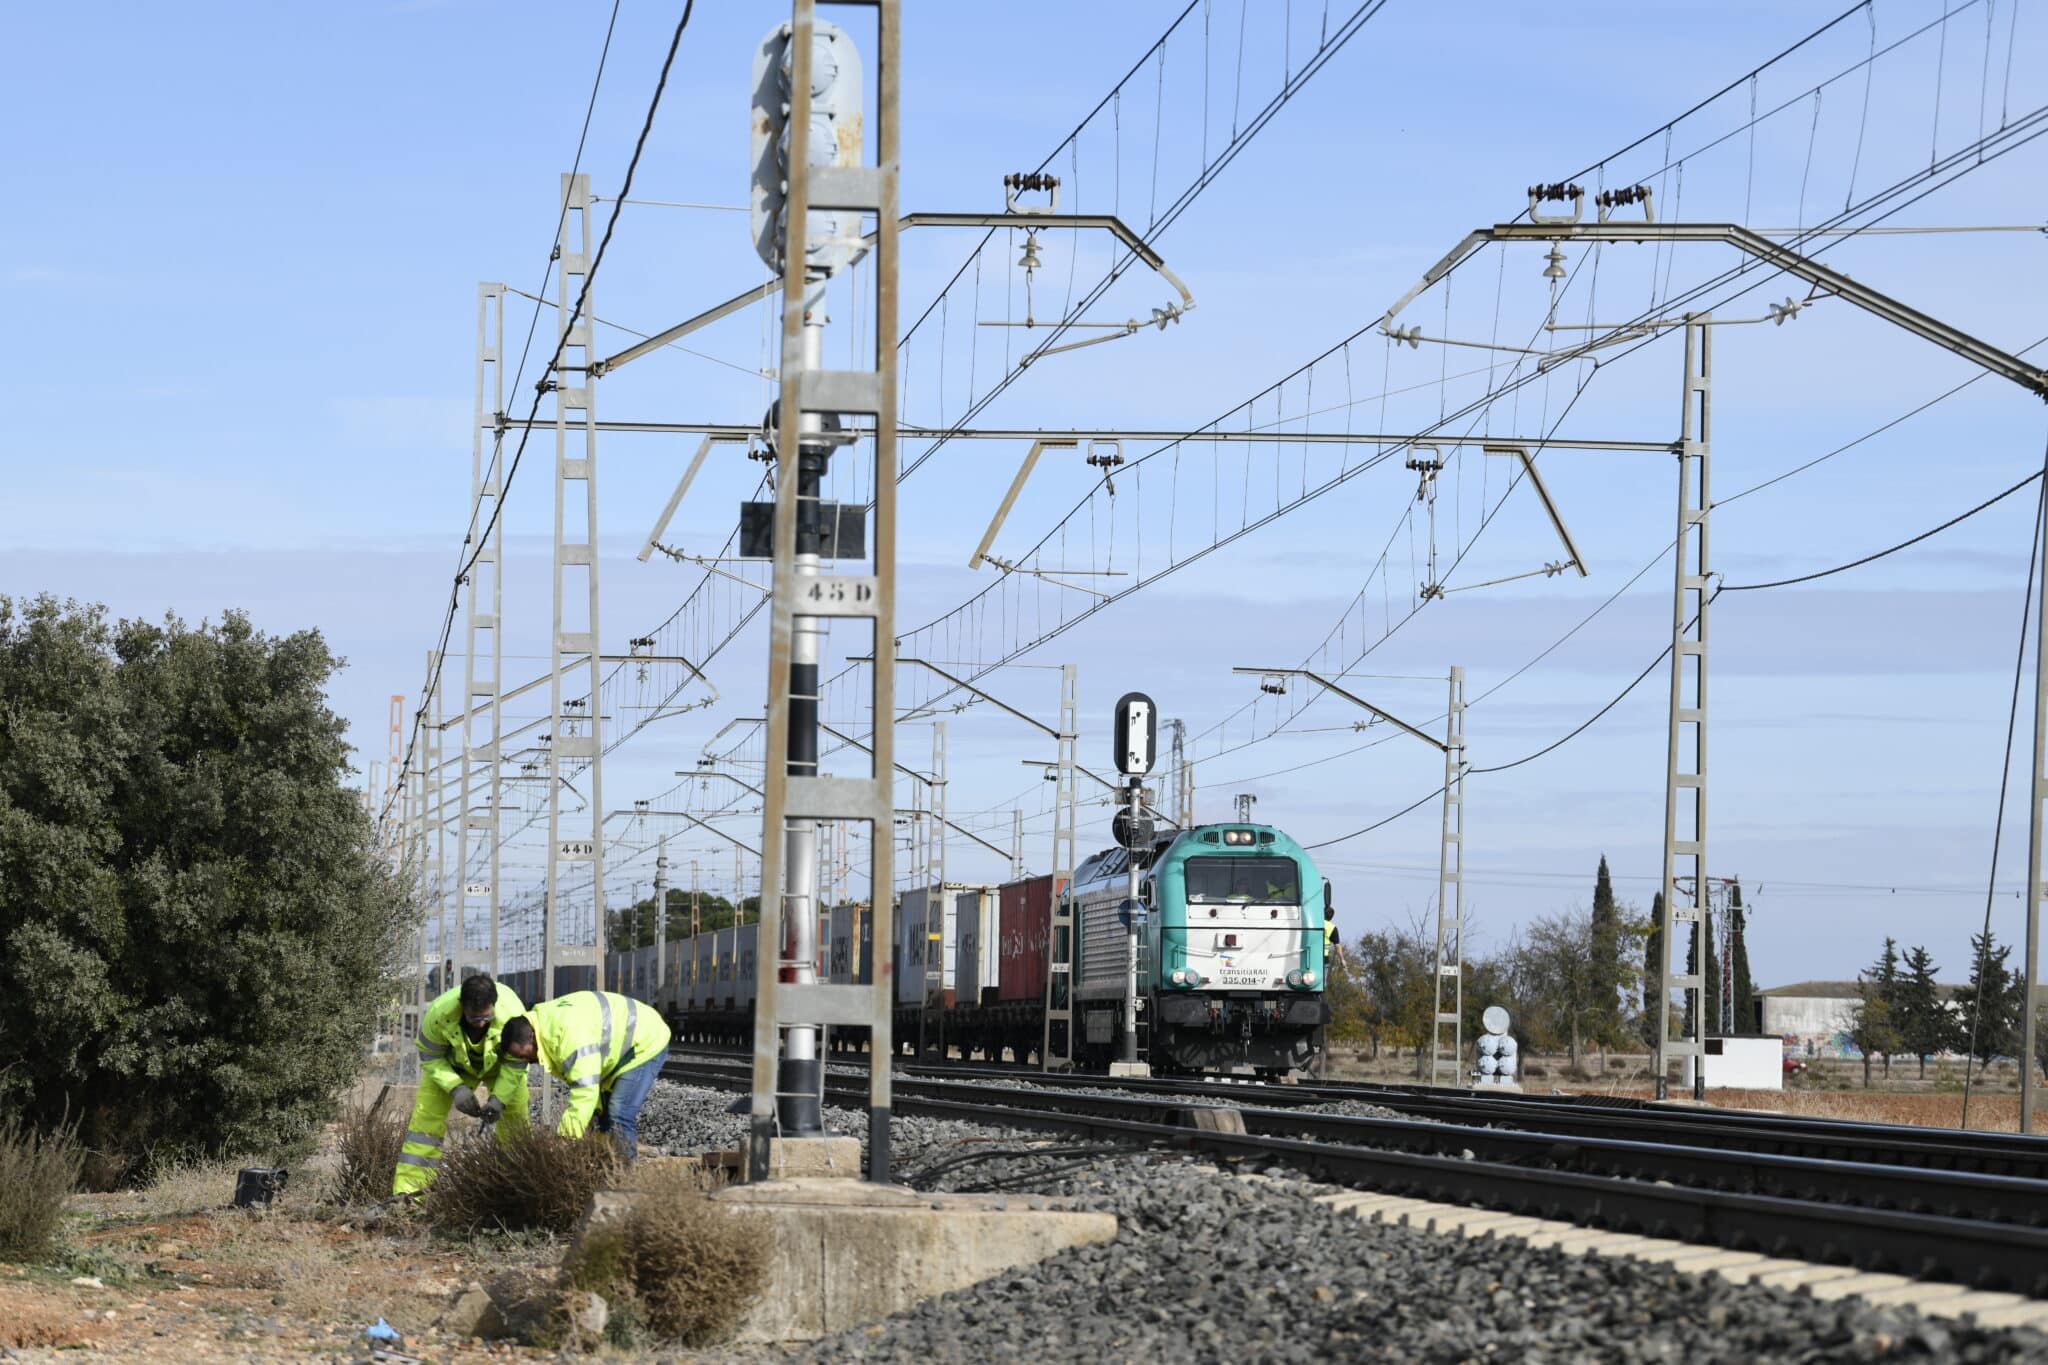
[592,211,1193,377]
[850,654,1063,742]
[1232,666,1449,753]
[1483,443,1589,577]
[1382,221,2048,398]
[603,807,762,858]
[969,439,1076,569]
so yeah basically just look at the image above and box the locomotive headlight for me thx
[1285,968,1319,990]
[1301,970,1317,987]
[1170,968,1188,985]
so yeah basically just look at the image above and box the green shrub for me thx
[0,1115,83,1261]
[423,1128,618,1235]
[563,1165,768,1347]
[0,596,411,1186]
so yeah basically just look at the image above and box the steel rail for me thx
[893,1059,2048,1178]
[660,1058,2048,1293]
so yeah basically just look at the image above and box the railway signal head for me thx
[1114,692,1157,778]
[750,20,865,278]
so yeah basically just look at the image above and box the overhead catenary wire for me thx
[379,0,625,832]
[1721,468,2045,592]
[382,0,695,829]
[1306,455,2048,851]
[593,0,2029,805]
[1962,434,2048,1127]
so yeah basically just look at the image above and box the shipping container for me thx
[691,934,714,1011]
[954,885,1001,1006]
[997,874,1064,1002]
[827,902,873,985]
[732,921,760,1011]
[894,885,950,1006]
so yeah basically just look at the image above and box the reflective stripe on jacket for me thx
[415,981,526,1095]
[530,991,672,1137]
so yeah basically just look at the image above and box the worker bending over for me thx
[498,989,670,1160]
[393,973,529,1195]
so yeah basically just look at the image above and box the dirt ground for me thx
[0,1168,563,1362]
[0,1076,714,1365]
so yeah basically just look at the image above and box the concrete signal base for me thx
[711,1178,1118,1343]
[705,1135,864,1181]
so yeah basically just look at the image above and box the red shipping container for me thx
[997,875,1066,1002]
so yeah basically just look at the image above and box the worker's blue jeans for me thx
[593,1052,663,1160]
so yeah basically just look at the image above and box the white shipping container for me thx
[953,885,1000,1006]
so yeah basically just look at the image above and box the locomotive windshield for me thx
[1184,856,1300,904]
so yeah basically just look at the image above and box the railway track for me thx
[661,1053,2048,1294]
[674,1041,2048,1177]
[907,1060,2048,1179]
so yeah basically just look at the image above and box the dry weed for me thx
[330,1102,405,1205]
[0,1115,83,1261]
[563,1162,769,1347]
[424,1127,619,1235]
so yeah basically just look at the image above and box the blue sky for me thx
[7,1,2048,987]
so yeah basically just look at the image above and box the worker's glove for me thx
[480,1095,506,1122]
[450,1085,483,1118]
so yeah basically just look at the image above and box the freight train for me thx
[598,820,1331,1076]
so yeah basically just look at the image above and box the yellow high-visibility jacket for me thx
[415,981,526,1101]
[529,991,672,1137]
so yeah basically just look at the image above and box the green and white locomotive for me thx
[1071,822,1331,1074]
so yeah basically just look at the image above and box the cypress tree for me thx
[1727,878,1757,1032]
[1590,855,1621,1047]
[1640,892,1665,1047]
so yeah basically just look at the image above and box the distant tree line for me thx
[1325,856,1760,1074]
[607,888,762,950]
[1849,932,2029,1086]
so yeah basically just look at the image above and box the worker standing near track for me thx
[393,973,529,1196]
[497,989,671,1161]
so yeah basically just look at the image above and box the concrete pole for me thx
[2024,476,2048,1132]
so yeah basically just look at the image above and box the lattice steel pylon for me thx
[544,172,606,1003]
[1429,666,1467,1086]
[1656,315,1712,1101]
[654,836,669,993]
[924,720,947,1058]
[749,0,901,1183]
[461,282,507,982]
[1043,662,1079,1068]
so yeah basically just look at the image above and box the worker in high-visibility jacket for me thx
[392,973,529,1195]
[497,990,670,1159]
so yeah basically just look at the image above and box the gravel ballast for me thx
[646,1080,2048,1361]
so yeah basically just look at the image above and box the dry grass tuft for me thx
[330,1102,406,1206]
[563,1163,770,1347]
[129,1157,241,1219]
[424,1127,619,1235]
[0,1115,83,1261]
